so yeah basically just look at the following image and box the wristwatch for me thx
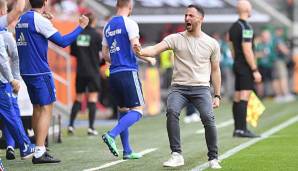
[214,95,221,100]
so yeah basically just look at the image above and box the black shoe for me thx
[6,147,15,160]
[233,129,260,138]
[32,152,61,164]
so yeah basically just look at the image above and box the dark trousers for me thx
[166,85,218,160]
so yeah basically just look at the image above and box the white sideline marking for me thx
[83,148,157,171]
[196,119,233,134]
[191,115,298,171]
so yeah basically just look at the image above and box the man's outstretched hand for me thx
[133,44,142,56]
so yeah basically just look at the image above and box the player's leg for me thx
[0,83,34,160]
[108,106,143,138]
[0,113,34,160]
[233,73,241,134]
[163,85,188,167]
[234,74,259,138]
[119,72,144,159]
[102,71,144,157]
[11,95,32,144]
[3,95,33,160]
[68,93,83,134]
[190,87,220,169]
[3,125,16,160]
[68,75,85,134]
[23,74,60,164]
[119,106,143,160]
[87,92,98,135]
[103,71,143,157]
[108,71,144,138]
[87,76,101,135]
[33,104,52,156]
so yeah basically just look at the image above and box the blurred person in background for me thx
[0,0,35,161]
[68,12,102,136]
[135,4,222,169]
[229,0,262,138]
[159,49,174,108]
[255,30,275,98]
[220,32,234,100]
[16,0,89,164]
[272,27,295,102]
[183,103,200,124]
[101,0,155,160]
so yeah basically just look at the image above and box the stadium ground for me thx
[205,119,298,171]
[1,99,298,171]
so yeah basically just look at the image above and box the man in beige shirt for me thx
[135,4,221,169]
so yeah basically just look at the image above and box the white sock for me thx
[7,146,14,150]
[34,146,46,158]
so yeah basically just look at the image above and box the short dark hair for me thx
[187,4,205,17]
[29,0,46,8]
[117,0,131,8]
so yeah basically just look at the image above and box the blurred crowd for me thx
[50,0,89,19]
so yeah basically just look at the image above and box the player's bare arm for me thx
[102,45,111,63]
[242,42,262,83]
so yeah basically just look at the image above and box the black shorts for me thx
[234,73,254,91]
[75,75,101,93]
[233,64,254,91]
[233,63,254,91]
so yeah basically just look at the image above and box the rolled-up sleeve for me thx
[0,15,7,28]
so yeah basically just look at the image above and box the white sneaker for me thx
[209,159,222,169]
[163,152,184,167]
[87,128,98,136]
[190,113,200,122]
[184,116,192,124]
[284,94,295,102]
[67,126,74,135]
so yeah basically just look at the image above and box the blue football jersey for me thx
[102,16,140,74]
[15,10,57,76]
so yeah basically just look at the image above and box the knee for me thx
[118,107,129,113]
[166,108,180,119]
[201,113,216,127]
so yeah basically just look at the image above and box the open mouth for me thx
[186,23,191,27]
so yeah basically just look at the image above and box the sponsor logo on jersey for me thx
[17,33,27,46]
[110,39,120,53]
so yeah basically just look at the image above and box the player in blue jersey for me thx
[0,0,36,161]
[15,0,89,164]
[101,0,155,160]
